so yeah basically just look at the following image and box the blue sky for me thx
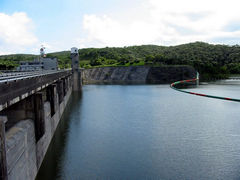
[0,0,240,55]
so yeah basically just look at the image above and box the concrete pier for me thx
[0,116,8,180]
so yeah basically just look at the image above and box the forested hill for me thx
[1,42,240,79]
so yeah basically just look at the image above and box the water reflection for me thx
[37,84,240,180]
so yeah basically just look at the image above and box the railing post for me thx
[0,116,8,180]
[196,71,199,86]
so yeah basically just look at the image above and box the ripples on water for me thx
[37,80,240,180]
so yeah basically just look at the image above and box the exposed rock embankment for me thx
[82,66,196,84]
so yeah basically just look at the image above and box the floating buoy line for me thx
[170,72,240,103]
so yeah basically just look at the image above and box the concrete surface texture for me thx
[82,66,196,84]
[4,81,72,180]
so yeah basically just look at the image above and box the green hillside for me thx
[1,42,240,79]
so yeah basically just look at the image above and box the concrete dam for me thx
[82,65,196,84]
[0,52,196,179]
[0,49,82,180]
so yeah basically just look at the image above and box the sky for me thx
[0,0,240,55]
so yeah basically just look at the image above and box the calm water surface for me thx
[37,81,240,180]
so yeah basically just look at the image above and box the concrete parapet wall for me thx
[0,70,72,112]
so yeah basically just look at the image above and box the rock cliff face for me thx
[82,66,196,84]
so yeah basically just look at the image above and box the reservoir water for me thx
[37,81,240,180]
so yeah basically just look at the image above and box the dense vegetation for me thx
[1,42,240,80]
[0,54,37,70]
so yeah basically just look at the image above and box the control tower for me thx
[71,47,81,91]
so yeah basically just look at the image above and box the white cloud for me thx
[0,12,38,55]
[81,0,240,47]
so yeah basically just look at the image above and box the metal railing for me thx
[0,70,69,83]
